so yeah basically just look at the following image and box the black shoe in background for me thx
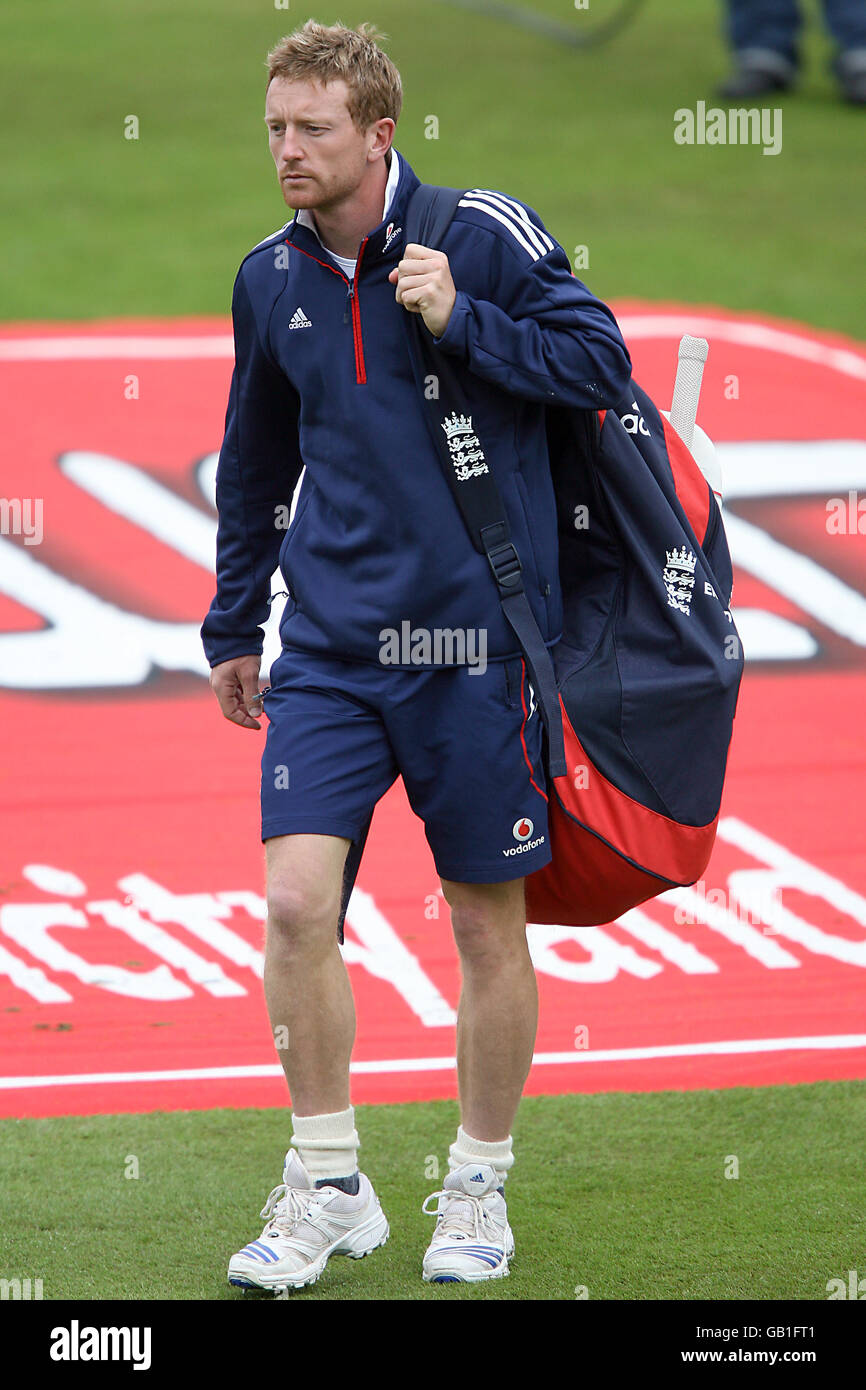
[835,52,866,106]
[718,67,793,100]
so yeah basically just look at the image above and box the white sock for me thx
[291,1106,359,1182]
[449,1126,514,1186]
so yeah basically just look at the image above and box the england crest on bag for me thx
[525,384,743,926]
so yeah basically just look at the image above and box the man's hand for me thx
[210,654,265,730]
[388,243,457,338]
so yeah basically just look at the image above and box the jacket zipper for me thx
[287,236,368,386]
[345,235,368,385]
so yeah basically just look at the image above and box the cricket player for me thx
[202,19,631,1290]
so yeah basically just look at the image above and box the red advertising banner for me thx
[1,306,864,1117]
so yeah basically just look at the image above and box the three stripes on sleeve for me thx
[457,189,556,263]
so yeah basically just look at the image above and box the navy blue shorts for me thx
[260,645,551,883]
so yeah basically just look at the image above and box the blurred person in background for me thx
[718,0,866,103]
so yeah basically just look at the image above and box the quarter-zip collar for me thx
[288,148,421,269]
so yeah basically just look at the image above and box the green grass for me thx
[1,1081,864,1300]
[0,0,862,335]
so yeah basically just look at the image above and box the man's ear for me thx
[368,117,395,160]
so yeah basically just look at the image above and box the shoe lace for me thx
[259,1182,319,1235]
[421,1188,500,1241]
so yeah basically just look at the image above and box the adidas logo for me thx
[470,1171,485,1183]
[289,307,312,330]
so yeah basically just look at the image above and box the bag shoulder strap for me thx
[336,183,567,942]
[400,182,567,781]
[336,186,469,945]
[404,183,466,250]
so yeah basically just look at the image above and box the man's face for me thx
[265,77,374,212]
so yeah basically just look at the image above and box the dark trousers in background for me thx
[725,0,866,75]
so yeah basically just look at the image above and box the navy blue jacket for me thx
[201,149,632,669]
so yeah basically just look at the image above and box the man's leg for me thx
[419,875,533,1282]
[259,646,399,1174]
[383,655,548,1279]
[718,0,802,97]
[264,831,367,1188]
[823,0,866,103]
[228,650,397,1291]
[264,831,354,1117]
[228,830,389,1291]
[440,875,537,1144]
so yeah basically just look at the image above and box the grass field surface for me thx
[0,0,862,333]
[2,1083,864,1300]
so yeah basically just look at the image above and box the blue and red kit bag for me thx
[398,185,744,928]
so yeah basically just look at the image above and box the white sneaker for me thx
[228,1151,389,1294]
[422,1162,514,1283]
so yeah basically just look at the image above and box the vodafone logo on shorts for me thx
[504,817,545,856]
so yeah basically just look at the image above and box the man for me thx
[202,19,631,1292]
[718,0,866,103]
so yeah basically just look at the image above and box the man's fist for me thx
[388,243,457,338]
[210,654,265,730]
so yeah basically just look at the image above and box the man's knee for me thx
[265,834,349,947]
[441,879,527,960]
[267,882,340,941]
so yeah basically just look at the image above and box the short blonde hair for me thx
[266,20,402,131]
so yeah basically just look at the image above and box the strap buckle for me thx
[486,540,523,592]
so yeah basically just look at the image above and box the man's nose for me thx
[278,131,305,165]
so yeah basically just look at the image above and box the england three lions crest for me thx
[663,545,697,615]
[441,412,489,482]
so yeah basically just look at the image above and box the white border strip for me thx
[617,314,866,381]
[0,316,863,377]
[2,1034,865,1090]
[0,336,234,361]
